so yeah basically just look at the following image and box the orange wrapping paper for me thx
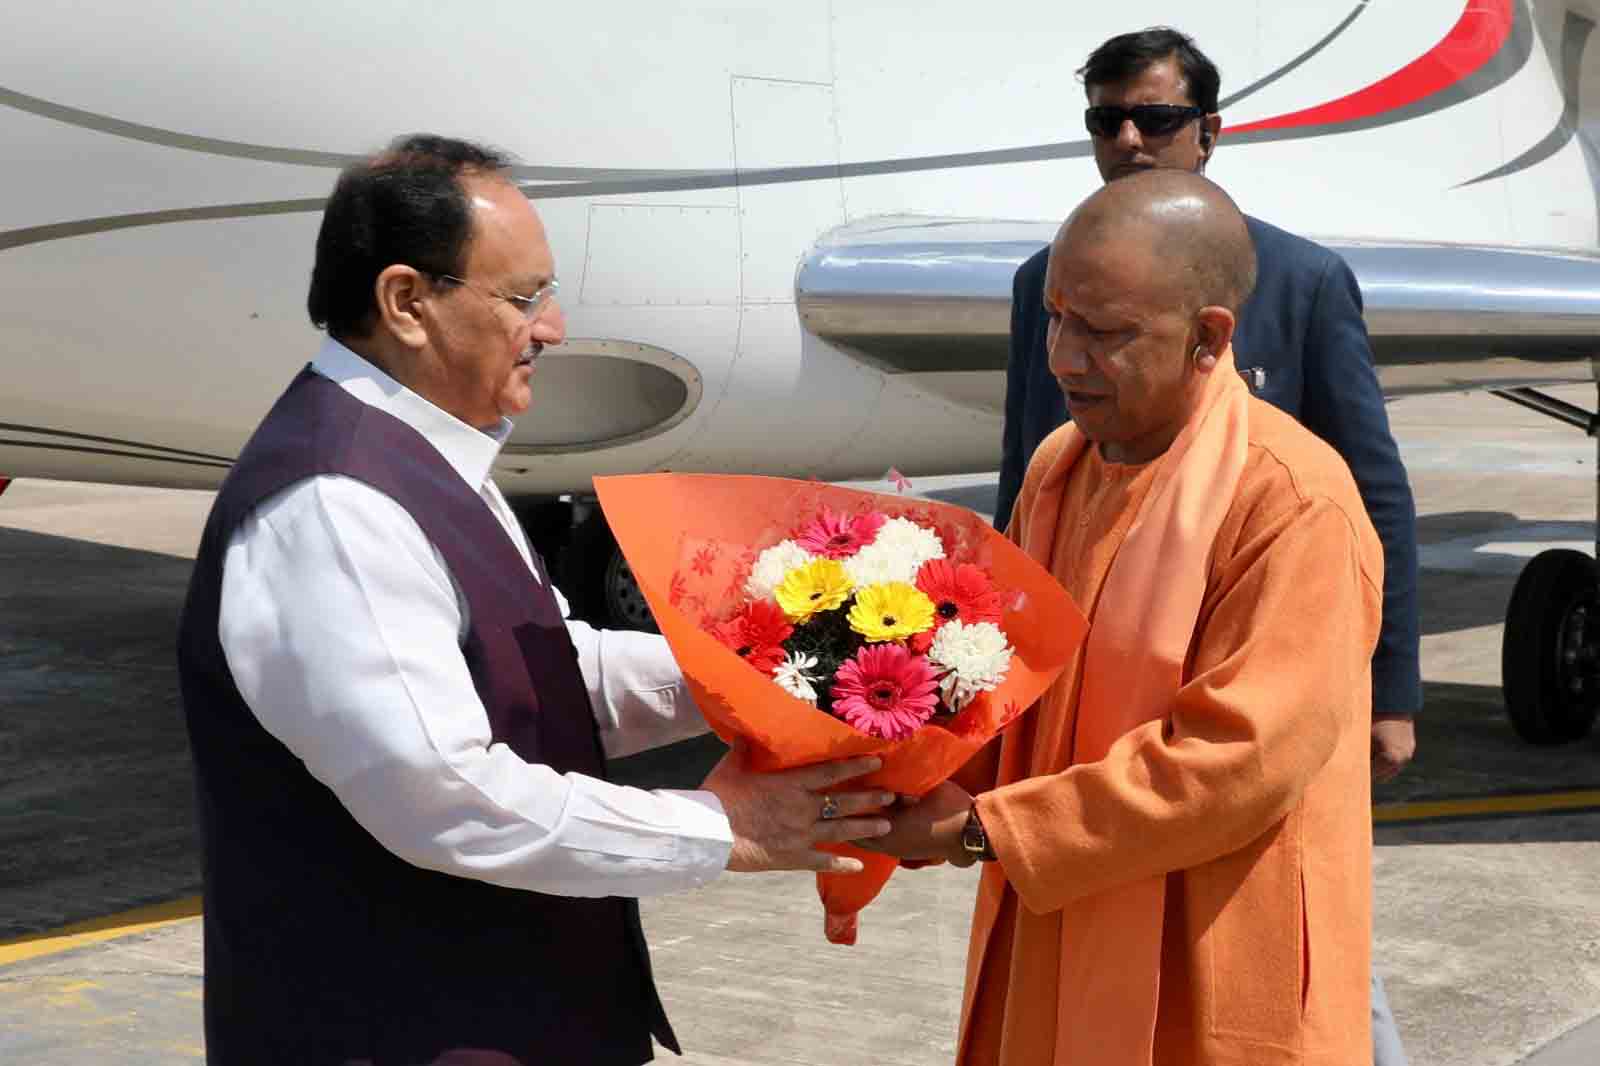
[595,473,1086,943]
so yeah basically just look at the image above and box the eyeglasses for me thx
[1084,104,1206,140]
[433,272,560,322]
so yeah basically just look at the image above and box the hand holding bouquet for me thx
[596,474,1085,943]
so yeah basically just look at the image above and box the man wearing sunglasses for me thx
[993,26,1419,1066]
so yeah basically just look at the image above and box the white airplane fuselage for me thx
[3,0,1600,496]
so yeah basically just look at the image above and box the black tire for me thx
[564,511,658,632]
[1502,548,1600,744]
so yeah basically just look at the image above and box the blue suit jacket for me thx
[996,215,1421,714]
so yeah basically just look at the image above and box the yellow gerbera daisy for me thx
[775,558,855,623]
[848,582,936,642]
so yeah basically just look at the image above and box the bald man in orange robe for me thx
[865,170,1380,1066]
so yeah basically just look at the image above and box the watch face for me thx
[962,812,986,853]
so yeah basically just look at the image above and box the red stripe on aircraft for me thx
[1226,0,1513,134]
[0,478,10,497]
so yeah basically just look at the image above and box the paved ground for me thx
[3,387,1600,1064]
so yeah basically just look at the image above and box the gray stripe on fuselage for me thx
[0,423,235,463]
[1456,13,1595,193]
[0,4,1519,251]
[1228,0,1533,147]
[0,85,715,182]
[1218,2,1371,110]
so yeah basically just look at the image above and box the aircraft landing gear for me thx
[1502,548,1600,744]
[1492,386,1600,744]
[511,496,657,632]
[562,502,657,633]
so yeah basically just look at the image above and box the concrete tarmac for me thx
[3,387,1600,1064]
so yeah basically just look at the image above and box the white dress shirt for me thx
[217,339,732,898]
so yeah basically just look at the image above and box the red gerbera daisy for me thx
[831,643,940,740]
[794,507,887,559]
[915,559,1003,629]
[711,600,793,674]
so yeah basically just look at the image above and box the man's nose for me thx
[1047,324,1088,377]
[1114,119,1143,152]
[531,299,566,346]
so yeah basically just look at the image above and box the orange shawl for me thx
[972,350,1250,1064]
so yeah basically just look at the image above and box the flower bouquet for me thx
[594,473,1086,943]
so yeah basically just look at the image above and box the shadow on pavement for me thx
[0,527,200,939]
[1374,680,1600,845]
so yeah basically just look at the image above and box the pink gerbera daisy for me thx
[831,643,940,740]
[795,507,887,559]
[915,559,1003,630]
[711,600,793,675]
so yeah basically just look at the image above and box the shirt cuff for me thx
[1371,658,1422,716]
[656,789,734,889]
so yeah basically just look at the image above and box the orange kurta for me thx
[960,394,1381,1066]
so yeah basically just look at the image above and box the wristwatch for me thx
[961,805,997,862]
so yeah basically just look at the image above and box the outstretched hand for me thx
[854,779,976,867]
[701,741,894,875]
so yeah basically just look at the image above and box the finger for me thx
[789,755,883,791]
[812,816,891,845]
[810,852,866,875]
[818,790,897,819]
[811,816,891,845]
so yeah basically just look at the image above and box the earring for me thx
[1191,344,1210,368]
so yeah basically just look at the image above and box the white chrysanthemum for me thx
[772,651,821,704]
[745,540,816,601]
[842,517,945,587]
[928,620,1013,711]
[841,547,914,588]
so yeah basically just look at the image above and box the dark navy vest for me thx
[178,368,676,1065]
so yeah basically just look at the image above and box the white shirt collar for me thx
[310,336,512,491]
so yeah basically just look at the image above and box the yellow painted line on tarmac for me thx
[1374,789,1600,824]
[0,895,202,967]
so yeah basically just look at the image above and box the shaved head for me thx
[1059,168,1256,313]
[1040,169,1256,464]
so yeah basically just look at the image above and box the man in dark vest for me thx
[992,28,1420,1066]
[177,134,892,1065]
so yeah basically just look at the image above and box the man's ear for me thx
[1195,305,1236,364]
[373,265,430,349]
[1197,113,1221,169]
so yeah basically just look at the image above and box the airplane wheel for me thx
[601,546,657,633]
[565,511,657,632]
[1502,548,1600,744]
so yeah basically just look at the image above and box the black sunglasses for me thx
[1084,104,1207,140]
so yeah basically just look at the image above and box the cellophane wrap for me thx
[595,473,1086,943]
